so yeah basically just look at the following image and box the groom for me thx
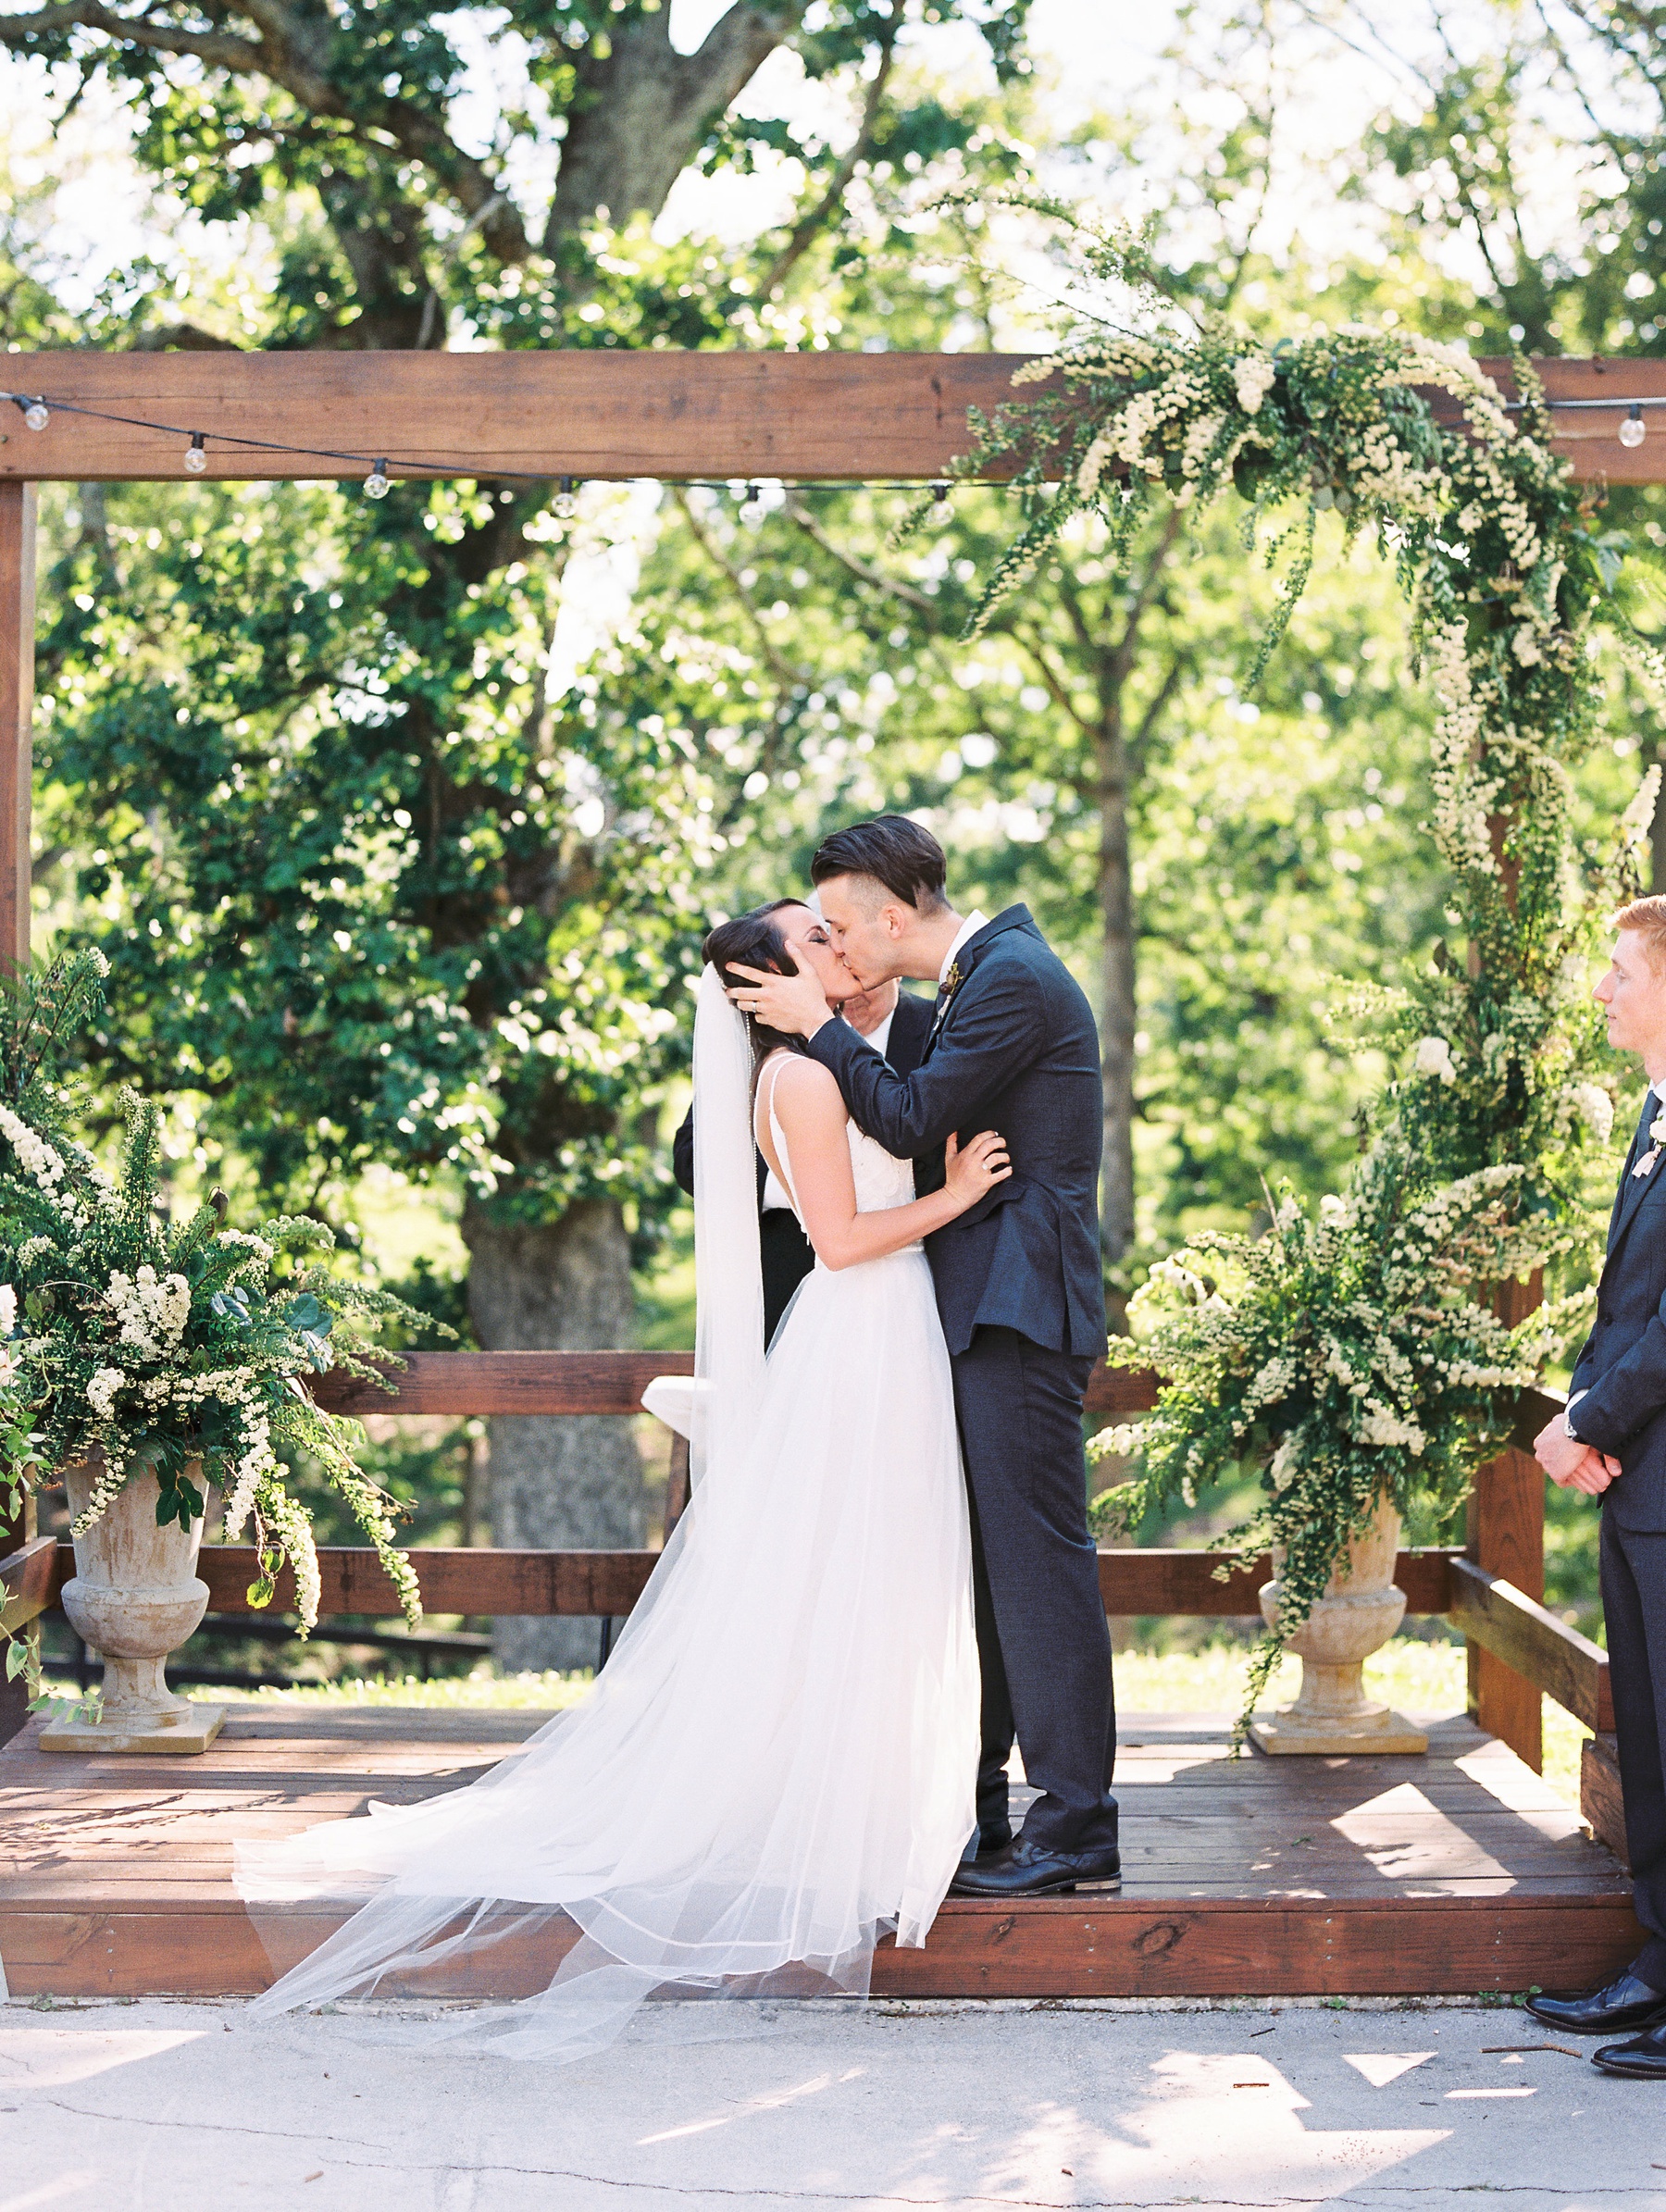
[731,816,1119,1898]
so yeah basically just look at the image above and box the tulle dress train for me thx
[236,1078,979,2062]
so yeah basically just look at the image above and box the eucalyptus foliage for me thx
[964,216,1662,1700]
[0,952,434,1687]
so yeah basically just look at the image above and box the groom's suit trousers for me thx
[951,1325,1119,1856]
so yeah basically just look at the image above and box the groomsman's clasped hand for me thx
[1533,1416,1622,1497]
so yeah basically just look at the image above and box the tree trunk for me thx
[463,1197,647,1671]
[545,4,808,252]
[1098,711,1138,1292]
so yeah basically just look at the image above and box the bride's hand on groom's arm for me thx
[943,1130,1011,1209]
[728,963,835,1038]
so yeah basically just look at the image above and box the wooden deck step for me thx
[0,1708,1640,2001]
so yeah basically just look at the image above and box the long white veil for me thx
[641,963,764,1479]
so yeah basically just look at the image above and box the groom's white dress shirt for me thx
[939,911,988,986]
[760,1002,901,1214]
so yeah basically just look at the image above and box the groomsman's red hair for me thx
[1616,895,1666,972]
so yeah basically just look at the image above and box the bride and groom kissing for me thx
[242,814,1118,2063]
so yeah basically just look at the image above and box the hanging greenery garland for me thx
[958,237,1664,1720]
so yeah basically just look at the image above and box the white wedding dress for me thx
[237,982,978,2063]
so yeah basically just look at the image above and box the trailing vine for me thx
[960,218,1663,1720]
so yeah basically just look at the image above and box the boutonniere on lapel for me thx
[932,961,964,1033]
[1634,1109,1666,1179]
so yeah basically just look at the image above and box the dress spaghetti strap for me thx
[759,1054,802,1221]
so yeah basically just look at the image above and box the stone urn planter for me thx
[39,1460,226,1755]
[1248,1489,1427,1755]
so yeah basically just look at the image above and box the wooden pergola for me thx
[0,346,1661,2002]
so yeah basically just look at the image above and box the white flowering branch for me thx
[963,223,1661,1723]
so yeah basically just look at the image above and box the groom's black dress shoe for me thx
[1525,1968,1666,2037]
[948,1835,1122,1900]
[1593,2022,1666,2078]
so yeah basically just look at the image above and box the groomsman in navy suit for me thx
[1530,896,1666,2076]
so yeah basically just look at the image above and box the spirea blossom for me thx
[1569,1084,1615,1143]
[1232,354,1275,415]
[86,1365,125,1420]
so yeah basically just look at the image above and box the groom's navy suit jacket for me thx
[1568,1086,1666,1532]
[806,906,1107,1361]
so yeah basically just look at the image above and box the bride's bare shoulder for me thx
[763,1050,843,1120]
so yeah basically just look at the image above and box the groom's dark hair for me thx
[811,816,948,912]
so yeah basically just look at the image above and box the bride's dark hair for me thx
[704,901,812,1084]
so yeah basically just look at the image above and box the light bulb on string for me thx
[12,397,47,432]
[365,458,392,501]
[930,479,951,513]
[183,432,207,476]
[1621,403,1648,451]
[554,476,578,520]
[739,480,763,524]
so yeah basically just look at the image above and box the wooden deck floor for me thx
[0,1707,1643,2001]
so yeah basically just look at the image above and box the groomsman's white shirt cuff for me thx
[761,1004,899,1212]
[939,912,988,986]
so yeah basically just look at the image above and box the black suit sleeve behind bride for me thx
[804,907,1106,1362]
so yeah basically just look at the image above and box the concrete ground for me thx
[0,1994,1656,2211]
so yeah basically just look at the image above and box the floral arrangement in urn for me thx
[1090,1135,1582,1726]
[0,950,429,1698]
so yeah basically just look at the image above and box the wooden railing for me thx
[0,1353,1625,1862]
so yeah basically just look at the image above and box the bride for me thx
[237,900,1010,2061]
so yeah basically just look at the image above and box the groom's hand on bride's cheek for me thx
[728,963,834,1038]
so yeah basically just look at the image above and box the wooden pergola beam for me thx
[0,352,1025,485]
[1,351,1665,484]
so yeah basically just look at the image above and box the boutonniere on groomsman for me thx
[1635,1109,1666,1180]
[1530,897,1666,2078]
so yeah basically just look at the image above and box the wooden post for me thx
[662,1431,691,1545]
[1468,1272,1546,1771]
[0,480,35,1746]
[0,482,32,978]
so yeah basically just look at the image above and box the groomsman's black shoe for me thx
[947,1835,1122,1900]
[1593,2022,1666,2078]
[1525,1968,1666,2036]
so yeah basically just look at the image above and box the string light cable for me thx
[1499,391,1666,447]
[0,389,978,498]
[5,379,1663,498]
